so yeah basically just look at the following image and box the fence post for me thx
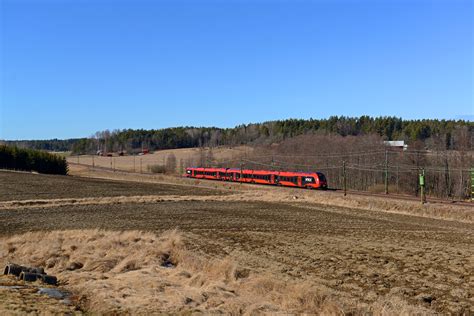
[343,160,347,196]
[471,168,474,202]
[396,164,399,193]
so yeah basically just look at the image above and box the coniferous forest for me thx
[3,116,472,154]
[0,145,68,175]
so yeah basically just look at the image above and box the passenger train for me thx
[185,167,327,189]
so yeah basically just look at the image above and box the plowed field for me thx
[0,171,472,314]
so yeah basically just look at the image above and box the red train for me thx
[185,167,328,189]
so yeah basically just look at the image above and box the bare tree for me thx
[165,153,177,174]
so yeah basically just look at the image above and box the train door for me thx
[297,177,302,187]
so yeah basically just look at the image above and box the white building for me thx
[383,140,408,150]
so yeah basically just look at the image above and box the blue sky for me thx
[1,0,472,140]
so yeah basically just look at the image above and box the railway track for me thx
[335,189,473,208]
[69,162,473,208]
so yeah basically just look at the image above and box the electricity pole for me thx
[240,160,243,185]
[384,149,389,194]
[343,160,347,196]
[419,168,426,204]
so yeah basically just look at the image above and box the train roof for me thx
[186,167,324,175]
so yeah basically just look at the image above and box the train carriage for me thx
[185,167,327,190]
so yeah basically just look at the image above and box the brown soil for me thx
[0,170,230,201]
[0,171,472,314]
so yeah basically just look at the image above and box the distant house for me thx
[383,140,408,151]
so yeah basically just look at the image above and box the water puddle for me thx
[0,285,71,304]
[0,285,26,290]
[38,287,69,300]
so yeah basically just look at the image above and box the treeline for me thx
[0,145,68,175]
[212,133,472,199]
[3,116,473,154]
[4,138,82,152]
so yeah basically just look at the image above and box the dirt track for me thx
[0,171,472,313]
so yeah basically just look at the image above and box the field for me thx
[0,169,473,314]
[66,146,253,173]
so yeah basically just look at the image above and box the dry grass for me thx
[67,146,253,173]
[4,189,471,225]
[0,229,430,314]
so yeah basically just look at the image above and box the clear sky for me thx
[1,0,472,140]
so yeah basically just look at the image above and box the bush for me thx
[148,164,166,174]
[0,145,68,175]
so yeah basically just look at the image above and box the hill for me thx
[3,116,472,154]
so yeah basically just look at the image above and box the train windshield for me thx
[317,173,327,182]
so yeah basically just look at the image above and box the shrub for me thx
[148,164,166,174]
